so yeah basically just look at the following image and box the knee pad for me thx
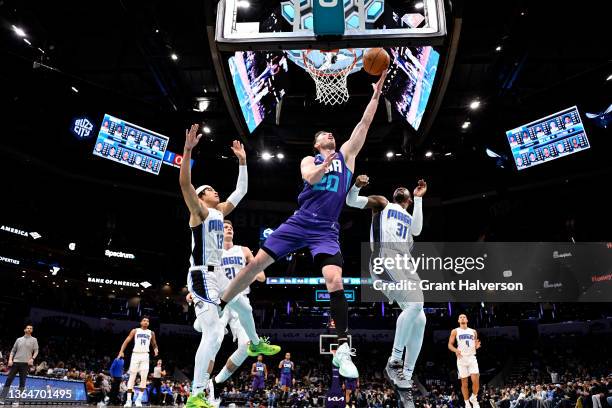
[313,252,343,269]
[229,343,249,366]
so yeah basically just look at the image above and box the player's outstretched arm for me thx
[218,141,248,216]
[118,329,136,358]
[180,124,208,223]
[300,153,337,185]
[340,70,387,169]
[411,179,427,236]
[345,175,388,211]
[448,329,461,358]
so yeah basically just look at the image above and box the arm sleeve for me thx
[345,184,368,209]
[227,164,248,206]
[411,196,423,236]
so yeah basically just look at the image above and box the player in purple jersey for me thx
[218,71,388,379]
[278,352,294,403]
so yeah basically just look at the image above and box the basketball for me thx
[363,48,390,76]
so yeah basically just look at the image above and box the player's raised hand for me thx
[414,179,427,197]
[372,69,388,96]
[230,140,246,164]
[185,124,202,150]
[355,175,370,188]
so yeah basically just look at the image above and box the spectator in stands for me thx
[109,356,124,405]
[86,374,105,403]
[160,381,173,405]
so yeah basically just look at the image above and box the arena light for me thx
[462,121,471,129]
[277,153,285,159]
[68,243,76,251]
[23,38,31,46]
[445,152,452,156]
[495,45,502,52]
[386,151,393,158]
[202,126,211,134]
[71,86,79,93]
[237,0,250,8]
[262,152,273,161]
[486,148,501,158]
[469,100,481,110]
[171,53,178,61]
[607,74,612,81]
[414,2,424,9]
[12,25,26,37]
[425,151,433,158]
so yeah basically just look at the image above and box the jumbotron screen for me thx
[93,114,169,175]
[506,106,590,171]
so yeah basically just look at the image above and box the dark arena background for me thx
[0,1,610,408]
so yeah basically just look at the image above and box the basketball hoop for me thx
[303,48,358,106]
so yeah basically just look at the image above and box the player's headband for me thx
[195,185,213,196]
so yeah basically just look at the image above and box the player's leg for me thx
[0,363,20,402]
[211,313,250,400]
[125,359,139,407]
[188,302,224,408]
[401,302,426,381]
[228,294,278,356]
[221,250,274,306]
[460,376,471,408]
[468,360,480,408]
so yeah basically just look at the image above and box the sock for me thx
[215,366,233,384]
[329,290,348,344]
[472,394,478,400]
[466,400,471,406]
[230,295,260,346]
[403,307,426,379]
[127,392,133,402]
[192,373,210,395]
[391,308,411,362]
[136,391,143,401]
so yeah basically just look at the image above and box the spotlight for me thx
[237,0,250,7]
[262,152,272,161]
[71,86,79,93]
[607,74,612,81]
[462,121,471,129]
[12,25,26,37]
[425,151,433,158]
[277,153,285,159]
[386,151,393,158]
[155,29,160,33]
[23,38,31,46]
[171,53,178,61]
[414,1,424,9]
[203,126,211,134]
[495,46,502,52]
[445,152,452,156]
[469,100,481,110]
[68,242,76,251]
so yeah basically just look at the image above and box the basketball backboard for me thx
[215,0,446,51]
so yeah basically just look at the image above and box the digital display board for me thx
[0,374,87,403]
[385,46,440,131]
[93,114,169,175]
[228,51,288,133]
[506,106,590,170]
[266,277,366,285]
[315,289,355,302]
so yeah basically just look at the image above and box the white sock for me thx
[215,367,233,384]
[391,308,411,361]
[192,373,210,395]
[472,394,478,400]
[136,391,143,401]
[403,305,426,379]
[126,392,133,402]
[229,295,260,345]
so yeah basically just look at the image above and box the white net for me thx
[303,49,357,106]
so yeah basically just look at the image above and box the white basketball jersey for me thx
[370,203,414,252]
[455,327,477,356]
[190,208,224,267]
[133,328,152,353]
[220,245,249,294]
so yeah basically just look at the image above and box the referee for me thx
[0,324,39,405]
